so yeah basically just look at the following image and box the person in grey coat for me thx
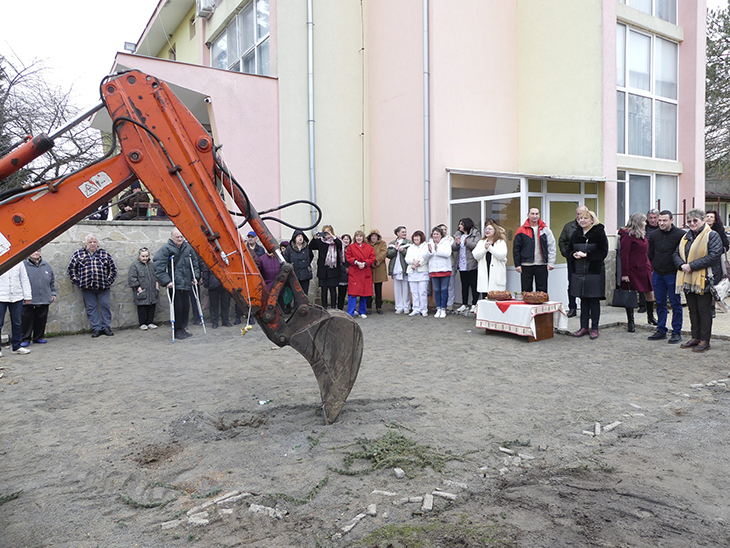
[21,249,56,346]
[128,247,159,330]
[154,228,200,340]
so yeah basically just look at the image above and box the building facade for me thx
[111,0,706,304]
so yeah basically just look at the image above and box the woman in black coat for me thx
[283,230,314,295]
[309,224,343,309]
[568,210,608,340]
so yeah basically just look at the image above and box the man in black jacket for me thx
[647,210,685,343]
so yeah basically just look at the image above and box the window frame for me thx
[616,24,679,161]
[210,0,270,77]
[617,170,678,225]
[617,0,677,25]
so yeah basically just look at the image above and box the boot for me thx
[626,308,635,333]
[638,292,646,313]
[646,300,658,326]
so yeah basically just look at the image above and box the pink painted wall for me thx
[367,0,426,237]
[678,0,707,210]
[429,0,519,225]
[367,0,519,237]
[114,54,282,236]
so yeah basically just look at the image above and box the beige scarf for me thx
[676,224,711,294]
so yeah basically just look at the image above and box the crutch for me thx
[190,255,206,334]
[168,255,176,342]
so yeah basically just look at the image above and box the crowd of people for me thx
[1,205,727,354]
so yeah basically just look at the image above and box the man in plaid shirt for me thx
[67,233,117,337]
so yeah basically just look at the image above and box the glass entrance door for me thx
[548,199,581,307]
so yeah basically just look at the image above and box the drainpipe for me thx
[423,0,430,232]
[308,0,317,228]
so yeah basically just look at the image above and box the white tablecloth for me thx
[475,299,568,338]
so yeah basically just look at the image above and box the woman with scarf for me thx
[311,225,343,309]
[346,230,376,318]
[452,217,481,314]
[387,226,412,315]
[619,212,657,330]
[673,208,723,353]
[568,210,608,340]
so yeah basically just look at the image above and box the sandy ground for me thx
[1,304,730,548]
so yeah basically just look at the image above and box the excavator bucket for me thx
[288,308,363,424]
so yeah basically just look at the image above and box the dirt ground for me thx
[1,305,730,548]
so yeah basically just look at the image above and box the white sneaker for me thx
[360,314,367,319]
[139,324,148,330]
[409,310,419,316]
[148,323,158,329]
[353,312,360,318]
[421,310,428,317]
[13,347,30,355]
[440,309,447,318]
[470,305,477,315]
[395,309,403,315]
[456,304,468,313]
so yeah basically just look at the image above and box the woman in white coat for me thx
[472,220,508,301]
[426,226,454,318]
[405,230,430,316]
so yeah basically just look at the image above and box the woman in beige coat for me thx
[472,220,508,299]
[367,229,388,314]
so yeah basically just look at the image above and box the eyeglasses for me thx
[688,218,702,224]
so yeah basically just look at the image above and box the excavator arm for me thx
[0,70,362,424]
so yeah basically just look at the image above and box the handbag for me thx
[708,267,730,313]
[612,288,638,308]
[611,237,638,308]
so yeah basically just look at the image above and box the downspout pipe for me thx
[308,0,317,228]
[423,0,430,232]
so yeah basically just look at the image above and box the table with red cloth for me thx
[475,299,568,341]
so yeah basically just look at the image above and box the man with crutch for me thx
[154,228,200,340]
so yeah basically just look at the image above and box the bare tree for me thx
[706,8,730,181]
[0,53,103,193]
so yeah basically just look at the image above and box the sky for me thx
[1,0,729,123]
[0,0,159,111]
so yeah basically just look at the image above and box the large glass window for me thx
[617,24,678,160]
[211,0,270,76]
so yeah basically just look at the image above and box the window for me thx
[617,0,677,24]
[617,24,678,160]
[211,0,270,76]
[618,171,678,223]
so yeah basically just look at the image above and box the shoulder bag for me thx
[611,236,637,308]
